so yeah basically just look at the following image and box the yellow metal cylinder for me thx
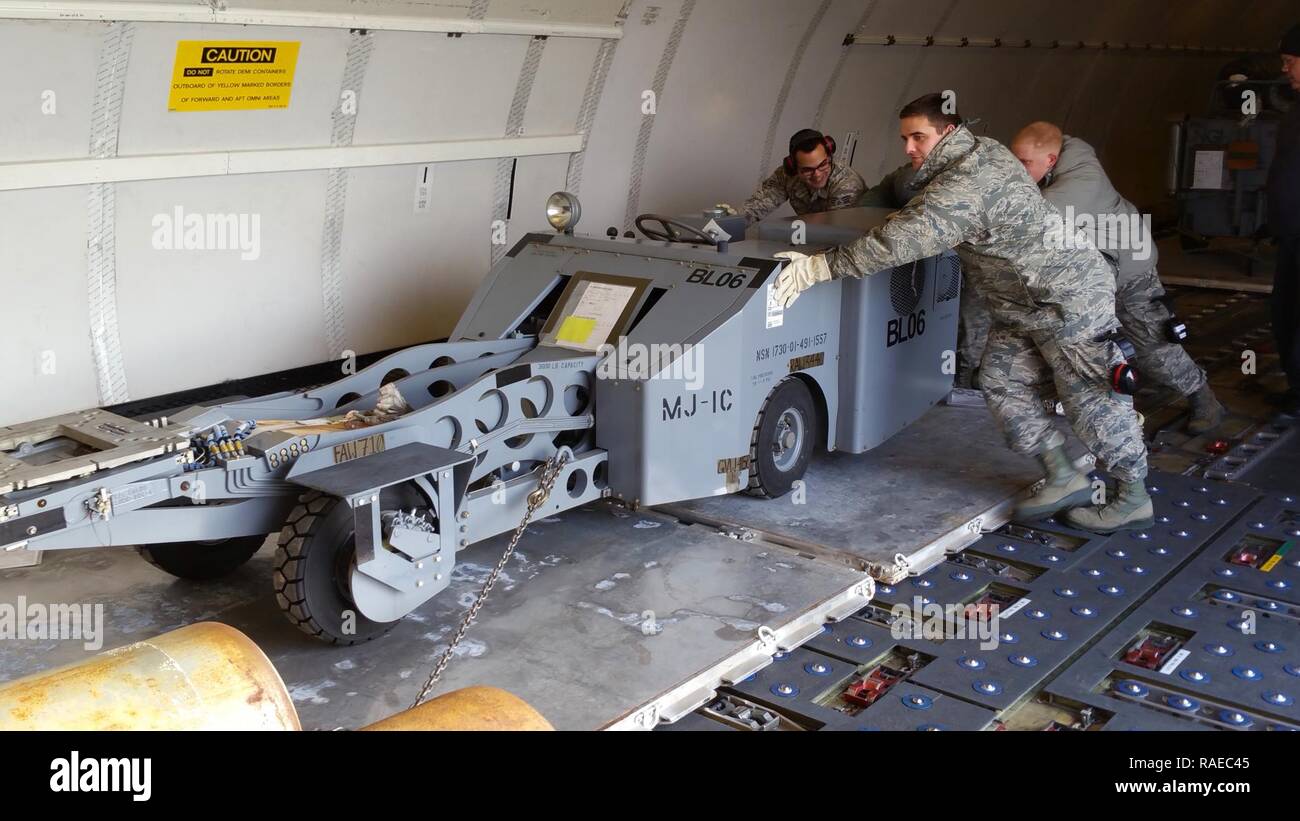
[0,622,300,731]
[363,686,553,731]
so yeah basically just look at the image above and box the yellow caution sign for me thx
[169,40,300,111]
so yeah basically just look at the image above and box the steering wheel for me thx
[635,214,719,245]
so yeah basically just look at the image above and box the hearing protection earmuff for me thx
[1104,333,1140,396]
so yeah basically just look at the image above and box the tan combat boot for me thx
[1187,383,1225,435]
[1014,445,1094,521]
[1066,480,1156,534]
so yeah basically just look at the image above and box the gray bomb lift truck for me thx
[0,196,959,644]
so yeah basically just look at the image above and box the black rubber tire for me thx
[138,535,266,581]
[747,377,817,498]
[273,491,396,645]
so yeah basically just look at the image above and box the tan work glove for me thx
[773,251,833,309]
[715,203,738,216]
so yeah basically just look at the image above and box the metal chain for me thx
[412,451,571,708]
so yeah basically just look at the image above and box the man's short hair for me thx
[1013,121,1064,154]
[899,93,962,129]
[789,128,828,157]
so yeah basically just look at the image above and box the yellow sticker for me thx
[1261,555,1283,573]
[557,316,597,344]
[169,41,300,111]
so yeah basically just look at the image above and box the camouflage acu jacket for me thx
[823,126,1118,341]
[741,162,866,225]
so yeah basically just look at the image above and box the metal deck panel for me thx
[661,405,1049,580]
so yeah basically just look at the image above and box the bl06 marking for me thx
[887,310,926,348]
[687,268,747,289]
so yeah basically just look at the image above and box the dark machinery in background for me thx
[1169,56,1296,271]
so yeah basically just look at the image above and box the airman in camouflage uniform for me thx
[862,162,990,389]
[773,96,1154,533]
[956,278,994,389]
[1012,123,1224,433]
[741,129,867,225]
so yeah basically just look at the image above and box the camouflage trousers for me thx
[979,325,1149,483]
[956,283,992,388]
[1116,266,1207,396]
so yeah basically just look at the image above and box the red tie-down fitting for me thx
[843,667,903,708]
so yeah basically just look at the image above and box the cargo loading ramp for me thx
[660,403,1049,584]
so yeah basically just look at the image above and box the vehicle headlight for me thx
[546,192,581,233]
